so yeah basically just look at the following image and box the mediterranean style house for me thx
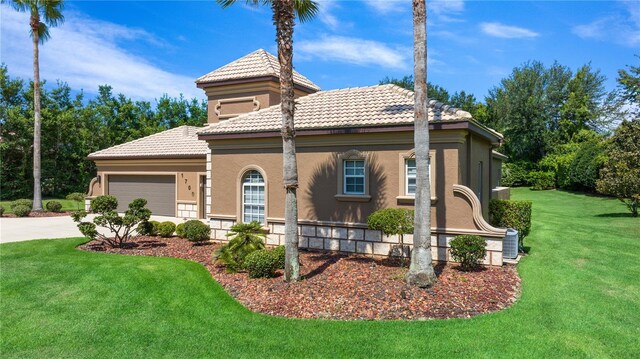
[87,49,511,265]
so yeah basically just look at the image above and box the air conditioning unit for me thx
[503,228,519,259]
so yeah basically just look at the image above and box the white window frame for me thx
[242,170,265,224]
[343,159,366,195]
[405,158,417,195]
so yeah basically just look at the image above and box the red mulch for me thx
[79,236,521,320]
[2,211,71,218]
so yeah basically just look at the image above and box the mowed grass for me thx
[1,198,81,213]
[1,189,639,358]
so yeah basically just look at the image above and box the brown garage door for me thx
[108,175,176,216]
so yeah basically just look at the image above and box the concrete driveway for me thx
[0,215,189,244]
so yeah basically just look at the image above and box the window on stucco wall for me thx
[242,170,265,224]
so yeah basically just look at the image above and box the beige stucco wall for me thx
[466,134,493,218]
[203,81,314,124]
[208,129,499,236]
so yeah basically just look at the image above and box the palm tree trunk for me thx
[406,0,436,288]
[31,14,43,211]
[273,0,300,282]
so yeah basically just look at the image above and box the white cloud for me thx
[297,36,408,69]
[480,22,539,39]
[0,5,203,101]
[572,1,640,47]
[363,0,464,18]
[430,0,465,15]
[317,0,341,30]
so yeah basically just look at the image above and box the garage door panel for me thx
[108,175,176,216]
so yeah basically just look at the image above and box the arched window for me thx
[242,170,265,224]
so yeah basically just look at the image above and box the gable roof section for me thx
[197,84,500,138]
[87,126,209,160]
[195,49,320,92]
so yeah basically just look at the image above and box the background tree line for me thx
[382,57,639,201]
[0,65,207,200]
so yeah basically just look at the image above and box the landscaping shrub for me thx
[45,200,63,213]
[272,245,285,269]
[157,221,176,237]
[183,220,211,244]
[176,223,186,238]
[214,221,265,272]
[449,235,487,271]
[137,220,159,236]
[569,139,606,191]
[489,199,532,242]
[11,199,33,211]
[528,171,555,190]
[72,195,151,248]
[244,249,280,278]
[367,208,414,236]
[13,204,31,217]
[501,161,534,187]
[66,192,85,210]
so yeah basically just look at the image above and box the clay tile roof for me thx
[198,84,476,136]
[87,126,209,160]
[195,49,320,91]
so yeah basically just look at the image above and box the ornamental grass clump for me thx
[450,235,487,271]
[214,221,265,272]
[72,195,151,248]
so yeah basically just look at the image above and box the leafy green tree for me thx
[379,75,451,104]
[217,0,318,282]
[597,120,640,217]
[617,56,640,118]
[6,0,65,211]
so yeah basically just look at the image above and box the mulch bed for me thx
[1,211,71,218]
[79,236,521,320]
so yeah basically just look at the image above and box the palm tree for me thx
[5,0,64,211]
[406,0,437,288]
[216,0,318,282]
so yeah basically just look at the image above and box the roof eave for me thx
[195,75,320,93]
[87,154,207,161]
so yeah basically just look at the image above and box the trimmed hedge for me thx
[11,199,33,211]
[45,200,63,213]
[529,171,555,190]
[367,208,414,236]
[489,199,532,240]
[272,245,285,269]
[449,235,487,271]
[176,223,186,238]
[157,221,176,237]
[13,205,31,217]
[244,249,280,278]
[183,220,211,243]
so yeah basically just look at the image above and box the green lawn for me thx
[1,189,638,358]
[1,198,81,213]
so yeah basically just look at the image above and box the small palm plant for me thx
[214,221,266,272]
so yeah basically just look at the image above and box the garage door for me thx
[108,175,176,216]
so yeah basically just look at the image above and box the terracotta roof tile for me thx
[195,49,320,91]
[198,84,474,135]
[87,126,208,159]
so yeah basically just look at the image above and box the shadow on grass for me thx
[594,212,635,218]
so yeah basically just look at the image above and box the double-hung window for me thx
[405,158,417,195]
[343,160,365,195]
[242,170,265,224]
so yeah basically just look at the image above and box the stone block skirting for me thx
[209,218,504,266]
[178,202,198,219]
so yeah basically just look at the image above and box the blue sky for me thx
[2,1,638,103]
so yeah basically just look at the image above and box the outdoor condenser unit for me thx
[503,228,519,259]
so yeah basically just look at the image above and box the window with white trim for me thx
[343,160,365,195]
[405,158,417,195]
[242,170,265,224]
